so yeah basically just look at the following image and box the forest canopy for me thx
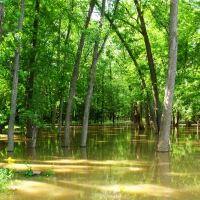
[0,0,199,150]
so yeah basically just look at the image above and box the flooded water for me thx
[0,123,200,200]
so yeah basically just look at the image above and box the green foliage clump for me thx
[22,165,33,178]
[43,168,55,177]
[0,167,14,191]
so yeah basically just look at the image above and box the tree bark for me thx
[52,105,56,128]
[134,0,161,134]
[63,0,96,147]
[144,103,150,127]
[7,0,25,152]
[58,94,63,137]
[31,119,38,148]
[58,20,72,136]
[26,0,39,138]
[80,0,119,146]
[136,101,145,130]
[157,0,178,152]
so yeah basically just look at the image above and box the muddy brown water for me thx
[0,123,200,200]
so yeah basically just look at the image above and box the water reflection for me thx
[0,124,200,199]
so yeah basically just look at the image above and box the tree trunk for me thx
[101,70,105,124]
[7,0,25,152]
[157,0,178,152]
[58,94,63,137]
[0,124,2,133]
[80,0,111,147]
[134,0,161,134]
[52,105,56,128]
[185,120,192,127]
[63,0,96,147]
[174,110,179,127]
[26,0,39,138]
[144,103,150,127]
[58,19,71,136]
[136,101,145,130]
[31,121,38,148]
[26,119,32,138]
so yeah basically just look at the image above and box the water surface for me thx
[0,123,199,200]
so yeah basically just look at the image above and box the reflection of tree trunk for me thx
[80,147,87,160]
[129,126,135,154]
[7,151,14,158]
[26,144,37,159]
[63,147,70,158]
[171,127,179,144]
[155,152,171,188]
[31,123,38,148]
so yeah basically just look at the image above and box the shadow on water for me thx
[0,123,200,199]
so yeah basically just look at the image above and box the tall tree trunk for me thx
[58,21,72,136]
[134,0,161,134]
[63,0,96,147]
[157,0,178,152]
[81,0,118,146]
[52,17,62,129]
[81,0,110,146]
[26,0,39,138]
[0,0,4,40]
[7,0,25,152]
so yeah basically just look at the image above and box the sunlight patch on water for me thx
[58,180,179,198]
[11,180,81,200]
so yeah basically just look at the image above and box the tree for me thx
[133,0,161,134]
[80,0,106,147]
[80,0,120,147]
[157,0,178,152]
[7,0,25,152]
[25,0,39,138]
[63,0,96,147]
